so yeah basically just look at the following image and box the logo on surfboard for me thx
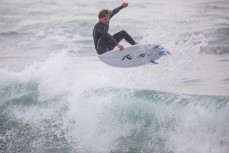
[139,54,145,58]
[121,54,132,61]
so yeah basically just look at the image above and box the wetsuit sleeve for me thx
[98,25,118,46]
[109,6,124,19]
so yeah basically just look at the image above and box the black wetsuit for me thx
[93,6,136,55]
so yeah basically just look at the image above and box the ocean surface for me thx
[0,0,229,153]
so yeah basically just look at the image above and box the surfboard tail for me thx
[151,61,159,64]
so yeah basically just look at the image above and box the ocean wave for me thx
[0,78,228,153]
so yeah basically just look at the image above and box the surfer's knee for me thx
[121,30,127,35]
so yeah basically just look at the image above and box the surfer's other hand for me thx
[117,44,124,51]
[121,2,128,8]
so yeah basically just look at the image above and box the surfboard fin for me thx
[159,51,166,55]
[151,61,158,64]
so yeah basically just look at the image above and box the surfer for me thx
[93,2,138,55]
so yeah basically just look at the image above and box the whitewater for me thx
[0,0,229,153]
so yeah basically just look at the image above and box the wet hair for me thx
[98,9,111,19]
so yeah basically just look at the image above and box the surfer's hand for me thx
[121,2,128,8]
[117,44,124,51]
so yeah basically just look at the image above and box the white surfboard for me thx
[98,44,169,68]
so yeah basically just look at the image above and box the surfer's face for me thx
[100,15,109,25]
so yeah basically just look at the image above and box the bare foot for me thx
[134,42,139,45]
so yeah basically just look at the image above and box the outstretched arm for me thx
[109,2,128,19]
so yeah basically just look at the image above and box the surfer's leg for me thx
[113,30,135,45]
